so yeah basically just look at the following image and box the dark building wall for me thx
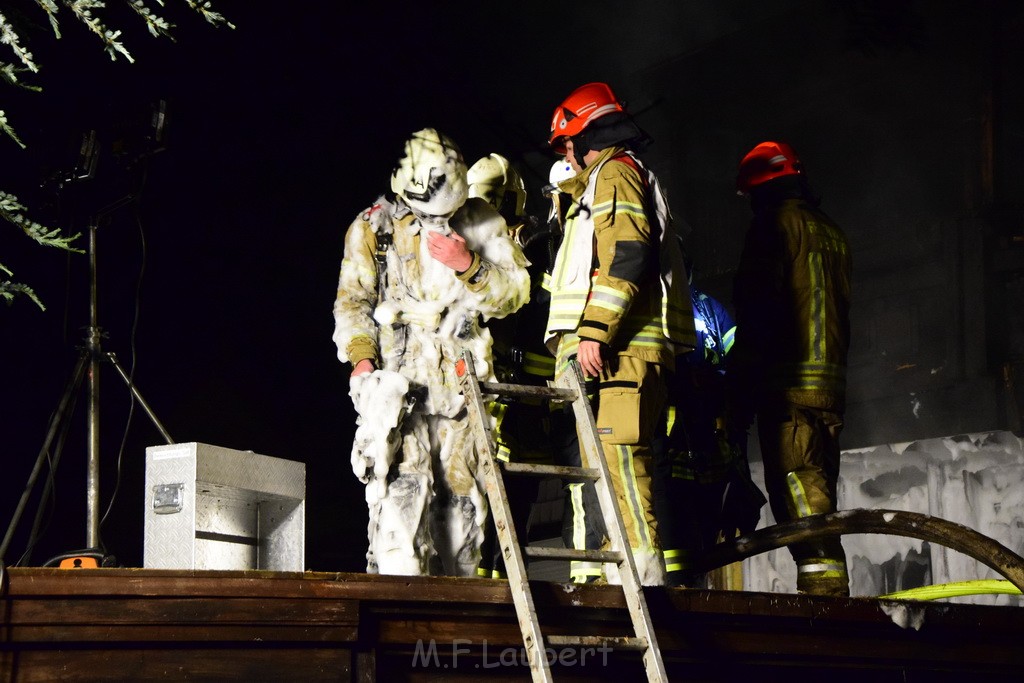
[624,1,1023,448]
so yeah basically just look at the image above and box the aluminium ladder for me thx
[456,353,668,683]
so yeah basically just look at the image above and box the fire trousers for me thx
[757,401,849,596]
[555,335,667,585]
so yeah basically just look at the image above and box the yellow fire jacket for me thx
[731,197,851,412]
[333,195,531,414]
[544,146,695,368]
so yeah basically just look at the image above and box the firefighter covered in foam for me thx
[333,129,531,576]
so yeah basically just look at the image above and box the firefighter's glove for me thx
[718,459,767,541]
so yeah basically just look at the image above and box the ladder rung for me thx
[479,381,577,402]
[524,547,624,563]
[502,462,600,482]
[546,635,648,651]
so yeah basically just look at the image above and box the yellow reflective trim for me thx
[722,326,736,354]
[672,464,696,480]
[489,402,511,462]
[665,404,676,437]
[341,259,377,280]
[628,334,667,345]
[590,299,626,314]
[798,560,847,575]
[550,214,578,285]
[591,285,627,297]
[591,284,630,307]
[662,548,693,572]
[808,251,825,362]
[774,361,845,374]
[591,199,614,216]
[570,562,604,582]
[798,558,846,566]
[807,220,848,254]
[617,444,651,547]
[602,198,643,218]
[548,313,585,325]
[786,471,814,518]
[522,352,555,377]
[569,483,588,552]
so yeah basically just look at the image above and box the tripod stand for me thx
[1,148,174,568]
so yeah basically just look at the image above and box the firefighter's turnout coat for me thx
[731,197,850,414]
[334,195,530,577]
[543,146,695,586]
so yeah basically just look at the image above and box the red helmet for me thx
[735,141,803,194]
[549,82,624,154]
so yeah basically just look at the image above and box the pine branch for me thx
[0,61,44,91]
[128,1,175,40]
[0,110,27,148]
[34,0,63,39]
[183,1,235,30]
[0,279,46,310]
[0,191,83,252]
[64,0,135,63]
[0,11,40,72]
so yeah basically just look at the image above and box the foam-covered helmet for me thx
[467,153,526,218]
[390,128,468,217]
[548,82,624,154]
[735,141,803,195]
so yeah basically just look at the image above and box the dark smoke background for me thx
[2,1,1022,572]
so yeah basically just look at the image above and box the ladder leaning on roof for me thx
[456,352,668,683]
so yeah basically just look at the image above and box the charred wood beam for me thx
[692,508,1024,592]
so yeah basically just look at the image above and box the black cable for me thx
[99,197,147,538]
[98,154,152,563]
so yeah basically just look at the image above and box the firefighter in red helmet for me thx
[729,141,852,597]
[544,82,696,586]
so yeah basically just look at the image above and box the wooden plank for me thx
[1,648,352,682]
[375,620,525,648]
[4,568,1024,680]
[3,624,358,643]
[8,597,357,625]
[5,569,513,603]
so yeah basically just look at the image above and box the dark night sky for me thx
[3,0,717,571]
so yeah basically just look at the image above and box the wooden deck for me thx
[2,567,1023,681]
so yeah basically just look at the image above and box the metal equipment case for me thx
[143,442,305,571]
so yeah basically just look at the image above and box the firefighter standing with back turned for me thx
[729,141,852,597]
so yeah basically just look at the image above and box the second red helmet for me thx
[736,141,803,194]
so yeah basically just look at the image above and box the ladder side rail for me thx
[458,354,555,683]
[556,361,669,682]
